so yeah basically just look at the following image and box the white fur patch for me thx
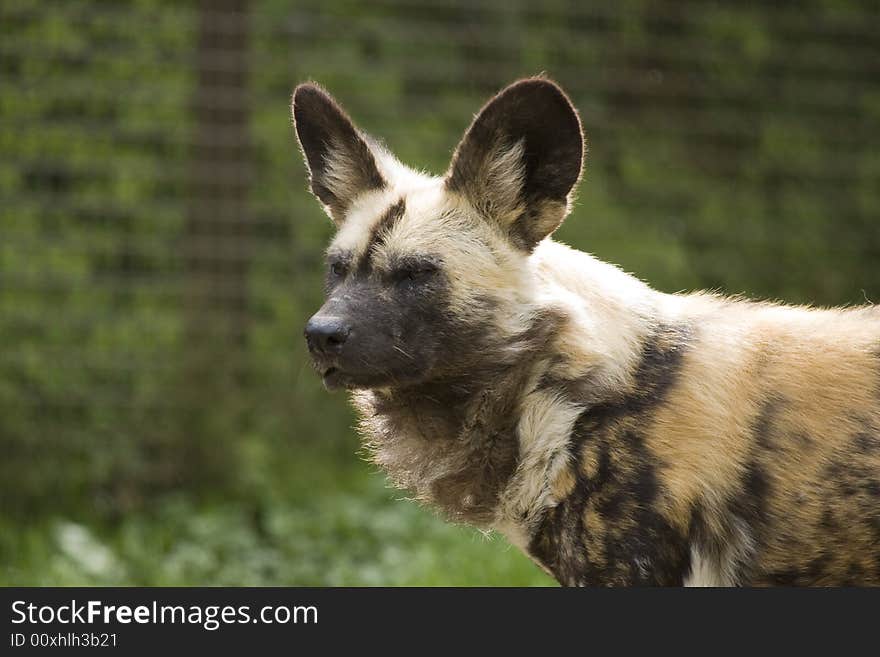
[684,518,754,587]
[323,144,369,206]
[477,138,526,223]
[495,389,585,536]
[684,547,728,587]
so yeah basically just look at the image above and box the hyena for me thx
[293,77,880,586]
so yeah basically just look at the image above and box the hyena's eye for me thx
[329,261,348,278]
[394,262,438,286]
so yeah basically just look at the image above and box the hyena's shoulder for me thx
[513,269,880,586]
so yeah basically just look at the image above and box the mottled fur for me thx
[293,78,880,586]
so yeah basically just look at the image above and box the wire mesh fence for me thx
[2,0,880,515]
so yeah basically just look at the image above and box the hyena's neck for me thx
[352,308,569,527]
[353,240,665,530]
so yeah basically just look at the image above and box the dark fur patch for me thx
[685,400,778,585]
[729,459,770,546]
[583,323,693,422]
[529,429,692,587]
[854,432,879,454]
[357,198,406,274]
[742,404,880,585]
[528,322,695,586]
[293,83,386,221]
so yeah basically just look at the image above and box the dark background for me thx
[2,0,879,585]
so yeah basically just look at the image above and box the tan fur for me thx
[515,245,880,585]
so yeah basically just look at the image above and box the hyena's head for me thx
[293,78,583,391]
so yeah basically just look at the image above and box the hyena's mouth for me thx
[321,366,348,390]
[320,365,398,391]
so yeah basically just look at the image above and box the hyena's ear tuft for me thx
[446,78,584,250]
[292,83,387,224]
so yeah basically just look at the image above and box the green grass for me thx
[1,460,555,587]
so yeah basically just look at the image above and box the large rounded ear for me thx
[292,83,386,225]
[446,78,584,250]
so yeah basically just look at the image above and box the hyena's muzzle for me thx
[303,260,451,391]
[303,300,351,388]
[304,284,390,391]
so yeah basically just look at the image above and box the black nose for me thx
[304,316,350,355]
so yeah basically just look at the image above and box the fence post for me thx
[180,0,251,489]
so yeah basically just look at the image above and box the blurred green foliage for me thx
[2,463,549,586]
[1,0,878,585]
